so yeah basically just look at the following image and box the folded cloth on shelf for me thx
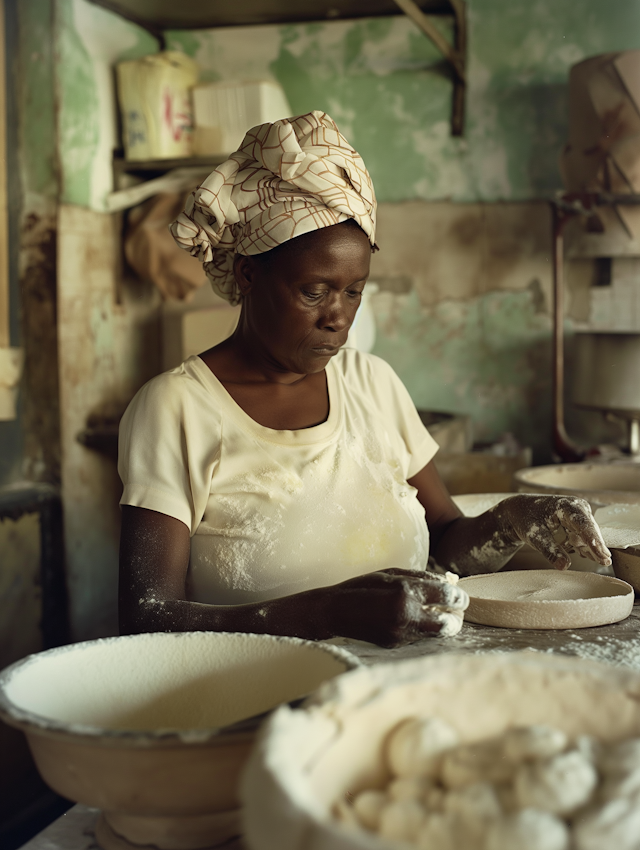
[169,110,377,304]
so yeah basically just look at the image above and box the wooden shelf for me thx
[103,0,466,146]
[88,0,457,31]
[113,154,226,176]
[392,0,466,135]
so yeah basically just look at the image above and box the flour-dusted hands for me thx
[325,569,470,648]
[495,495,612,571]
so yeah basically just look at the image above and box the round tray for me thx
[459,569,634,630]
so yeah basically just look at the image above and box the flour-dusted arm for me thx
[119,505,468,648]
[410,461,612,576]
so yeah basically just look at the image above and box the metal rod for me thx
[0,483,70,650]
[451,0,466,136]
[392,0,465,80]
[629,419,640,457]
[551,204,585,462]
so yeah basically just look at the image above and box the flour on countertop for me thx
[328,607,640,669]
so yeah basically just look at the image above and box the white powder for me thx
[332,609,640,669]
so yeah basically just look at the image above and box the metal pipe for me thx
[551,203,585,462]
[629,419,640,457]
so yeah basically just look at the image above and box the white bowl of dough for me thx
[0,632,357,850]
[242,652,640,850]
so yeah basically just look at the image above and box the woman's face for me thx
[234,221,372,376]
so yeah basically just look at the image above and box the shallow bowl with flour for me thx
[0,631,357,850]
[242,652,640,850]
[514,463,640,510]
[458,569,634,629]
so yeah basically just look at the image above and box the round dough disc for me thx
[459,570,633,630]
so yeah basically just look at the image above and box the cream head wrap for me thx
[170,111,377,305]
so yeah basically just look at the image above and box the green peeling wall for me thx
[1,0,636,654]
[167,2,640,459]
[0,0,157,487]
[166,1,640,204]
[20,0,58,212]
[14,0,640,480]
[56,0,158,210]
[374,286,553,454]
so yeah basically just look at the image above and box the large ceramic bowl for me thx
[242,652,640,850]
[514,463,640,510]
[593,504,640,593]
[0,631,357,850]
[611,547,640,593]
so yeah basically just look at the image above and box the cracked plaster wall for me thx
[3,0,161,642]
[54,1,162,639]
[5,0,638,655]
[166,2,640,459]
[167,1,640,204]
[56,0,158,210]
[48,2,640,461]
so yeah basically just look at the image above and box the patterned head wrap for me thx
[170,111,377,305]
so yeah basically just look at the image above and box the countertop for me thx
[20,606,640,850]
[335,603,640,669]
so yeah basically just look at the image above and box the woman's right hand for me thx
[317,570,469,648]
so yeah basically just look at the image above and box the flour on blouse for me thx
[118,349,438,605]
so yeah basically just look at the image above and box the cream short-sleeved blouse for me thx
[118,349,438,605]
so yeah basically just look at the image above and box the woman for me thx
[118,112,611,647]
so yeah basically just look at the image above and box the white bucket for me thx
[117,51,199,160]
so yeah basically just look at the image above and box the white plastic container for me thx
[192,80,291,155]
[346,283,378,353]
[117,51,199,160]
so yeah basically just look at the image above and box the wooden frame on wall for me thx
[0,0,8,351]
[0,0,23,422]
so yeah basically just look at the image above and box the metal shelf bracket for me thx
[392,0,466,135]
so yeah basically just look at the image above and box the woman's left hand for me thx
[495,494,612,571]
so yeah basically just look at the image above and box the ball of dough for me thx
[378,798,426,842]
[388,776,431,801]
[514,750,598,815]
[575,734,601,766]
[502,725,567,762]
[387,717,459,779]
[352,790,387,831]
[416,812,457,850]
[494,782,518,814]
[441,739,514,789]
[334,798,360,829]
[574,798,640,850]
[599,738,640,776]
[601,766,640,801]
[429,608,465,638]
[444,783,502,848]
[486,809,569,850]
[424,785,447,812]
[444,782,502,821]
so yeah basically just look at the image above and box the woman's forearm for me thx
[431,511,523,576]
[120,570,469,648]
[119,506,467,645]
[120,590,332,640]
[119,505,471,645]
